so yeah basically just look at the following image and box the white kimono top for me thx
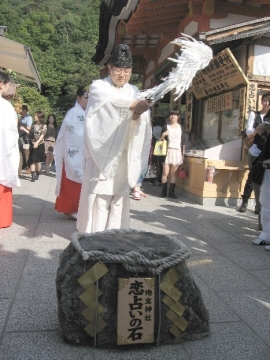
[84,77,151,195]
[55,101,85,196]
[0,95,21,188]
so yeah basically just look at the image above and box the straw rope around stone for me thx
[71,229,190,275]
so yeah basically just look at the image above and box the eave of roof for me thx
[92,0,138,65]
[0,36,41,89]
[199,16,270,45]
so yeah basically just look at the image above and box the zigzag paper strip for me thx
[78,261,108,338]
[160,267,189,338]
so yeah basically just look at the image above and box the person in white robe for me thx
[76,44,151,233]
[54,86,88,220]
[0,71,21,228]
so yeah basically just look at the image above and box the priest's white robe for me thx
[76,77,151,233]
[0,95,21,189]
[0,95,21,228]
[54,101,85,196]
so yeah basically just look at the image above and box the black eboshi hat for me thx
[109,44,133,68]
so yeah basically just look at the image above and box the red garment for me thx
[55,168,82,214]
[0,184,12,228]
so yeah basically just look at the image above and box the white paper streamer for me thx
[138,34,213,105]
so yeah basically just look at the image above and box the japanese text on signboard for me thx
[117,278,155,345]
[191,48,248,99]
[207,92,232,113]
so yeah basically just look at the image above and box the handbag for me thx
[153,140,167,156]
[178,168,187,179]
[23,143,30,150]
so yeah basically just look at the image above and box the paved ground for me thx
[0,168,270,360]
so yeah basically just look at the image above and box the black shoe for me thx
[31,171,36,182]
[35,171,40,180]
[169,183,177,199]
[160,183,167,197]
[237,198,248,212]
[254,208,260,215]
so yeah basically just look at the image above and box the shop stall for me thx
[177,20,270,205]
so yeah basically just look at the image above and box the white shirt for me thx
[246,111,265,157]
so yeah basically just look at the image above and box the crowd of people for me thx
[1,43,270,250]
[18,106,58,180]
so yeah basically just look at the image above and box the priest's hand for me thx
[133,100,150,114]
[130,100,150,120]
[132,112,140,120]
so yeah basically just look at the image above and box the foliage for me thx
[0,0,101,116]
[15,86,53,117]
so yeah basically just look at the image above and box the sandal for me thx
[140,191,147,197]
[132,191,141,200]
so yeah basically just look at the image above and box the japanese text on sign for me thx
[207,92,232,114]
[191,48,248,99]
[117,278,155,345]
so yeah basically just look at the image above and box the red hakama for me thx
[0,184,12,228]
[54,168,82,214]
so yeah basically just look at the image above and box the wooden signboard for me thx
[239,86,246,134]
[245,82,257,120]
[117,278,155,345]
[191,48,248,99]
[206,92,232,113]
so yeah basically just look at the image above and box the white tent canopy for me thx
[0,36,41,89]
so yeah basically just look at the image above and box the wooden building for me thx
[92,0,270,206]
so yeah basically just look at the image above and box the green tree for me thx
[16,86,53,117]
[0,0,102,115]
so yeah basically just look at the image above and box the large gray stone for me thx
[56,229,209,347]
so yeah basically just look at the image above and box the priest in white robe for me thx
[76,44,151,233]
[54,86,88,220]
[0,71,21,228]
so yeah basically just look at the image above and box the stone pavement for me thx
[0,169,270,360]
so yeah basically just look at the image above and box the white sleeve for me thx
[246,111,256,135]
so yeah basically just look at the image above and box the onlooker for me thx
[54,86,88,220]
[44,114,58,175]
[76,44,151,233]
[149,116,166,186]
[237,92,270,213]
[251,129,270,248]
[21,111,47,182]
[18,104,33,171]
[0,71,21,228]
[160,109,185,199]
